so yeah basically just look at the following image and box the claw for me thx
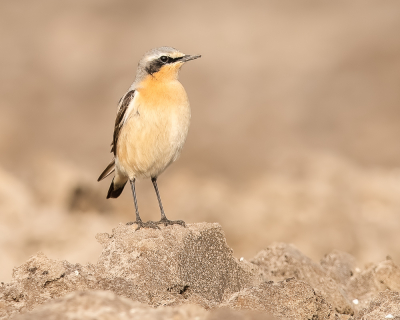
[155,218,186,227]
[126,220,160,230]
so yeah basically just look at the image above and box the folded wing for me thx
[98,89,136,182]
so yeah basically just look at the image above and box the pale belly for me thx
[116,101,191,179]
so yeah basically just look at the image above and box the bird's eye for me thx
[160,56,169,63]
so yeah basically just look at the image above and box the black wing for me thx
[97,158,115,181]
[111,90,136,155]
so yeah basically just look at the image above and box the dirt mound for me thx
[1,223,400,319]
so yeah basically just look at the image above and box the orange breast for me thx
[137,73,188,110]
[115,74,191,179]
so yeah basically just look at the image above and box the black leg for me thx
[127,179,159,230]
[151,177,166,220]
[152,177,186,227]
[130,179,141,222]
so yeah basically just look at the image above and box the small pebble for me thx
[352,299,359,305]
[355,267,361,273]
[385,315,394,319]
[74,270,79,276]
[240,257,244,262]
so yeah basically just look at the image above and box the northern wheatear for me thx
[98,47,200,229]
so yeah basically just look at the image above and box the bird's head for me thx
[137,47,201,81]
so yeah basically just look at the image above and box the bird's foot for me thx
[155,217,186,227]
[126,220,160,230]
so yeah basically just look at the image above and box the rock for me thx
[356,291,400,320]
[95,222,262,306]
[320,250,357,287]
[0,223,263,319]
[0,252,95,318]
[251,243,353,315]
[10,222,400,320]
[346,258,400,311]
[222,278,334,320]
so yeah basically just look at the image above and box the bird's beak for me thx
[181,54,201,62]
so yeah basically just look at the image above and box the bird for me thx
[98,46,201,230]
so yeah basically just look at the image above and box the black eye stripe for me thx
[145,56,184,75]
[171,56,184,62]
[160,56,184,64]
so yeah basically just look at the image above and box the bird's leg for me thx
[127,179,159,230]
[152,177,186,227]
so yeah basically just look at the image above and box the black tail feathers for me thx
[106,178,127,199]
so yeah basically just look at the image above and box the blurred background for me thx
[1,0,400,282]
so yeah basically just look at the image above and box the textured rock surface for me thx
[0,254,95,318]
[346,258,400,311]
[320,250,358,287]
[251,243,354,315]
[356,291,400,320]
[95,223,262,306]
[1,222,400,320]
[0,223,263,319]
[222,278,334,320]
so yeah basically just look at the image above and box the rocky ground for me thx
[1,223,400,320]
